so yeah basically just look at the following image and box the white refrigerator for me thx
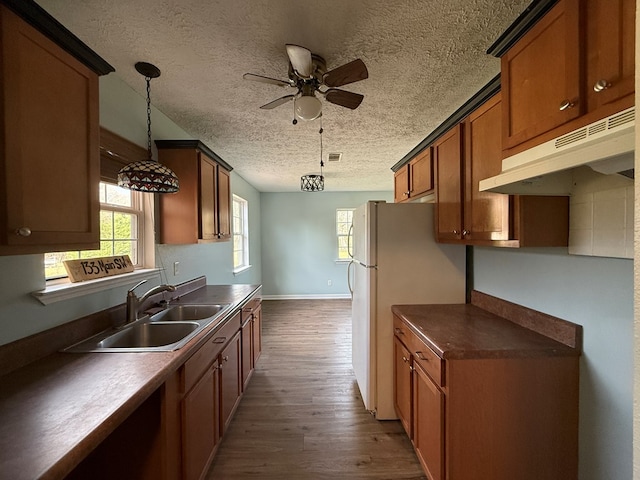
[349,201,466,420]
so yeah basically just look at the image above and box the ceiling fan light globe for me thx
[295,95,322,121]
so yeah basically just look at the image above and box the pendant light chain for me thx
[146,76,153,161]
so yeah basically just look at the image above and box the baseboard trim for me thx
[262,294,352,300]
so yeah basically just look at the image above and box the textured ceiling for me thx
[36,0,531,192]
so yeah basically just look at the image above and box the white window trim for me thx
[232,194,250,273]
[34,191,158,304]
[336,208,355,262]
[32,268,162,305]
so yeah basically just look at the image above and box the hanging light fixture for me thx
[301,127,325,192]
[117,62,179,193]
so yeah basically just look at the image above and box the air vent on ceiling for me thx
[328,153,342,162]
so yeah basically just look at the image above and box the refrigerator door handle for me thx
[347,223,354,259]
[347,260,354,296]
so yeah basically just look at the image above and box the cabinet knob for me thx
[559,99,575,111]
[394,328,404,335]
[16,227,32,237]
[452,230,459,235]
[462,230,469,237]
[403,191,409,197]
[402,356,409,363]
[593,79,610,92]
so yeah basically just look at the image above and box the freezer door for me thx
[351,261,376,412]
[352,201,377,267]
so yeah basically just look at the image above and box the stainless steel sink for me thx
[64,303,232,353]
[150,304,229,322]
[97,321,199,349]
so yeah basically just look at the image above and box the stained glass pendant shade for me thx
[117,62,179,193]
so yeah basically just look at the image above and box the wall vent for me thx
[328,153,342,162]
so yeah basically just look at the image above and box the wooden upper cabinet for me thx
[0,5,101,255]
[394,148,433,203]
[394,167,410,203]
[501,0,581,150]
[585,0,635,112]
[464,93,510,242]
[156,140,233,244]
[434,125,463,242]
[501,0,634,155]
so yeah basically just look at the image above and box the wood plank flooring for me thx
[206,299,426,480]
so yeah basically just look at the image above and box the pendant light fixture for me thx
[301,126,325,192]
[117,62,179,193]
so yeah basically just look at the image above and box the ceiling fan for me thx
[243,44,368,123]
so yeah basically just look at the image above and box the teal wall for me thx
[0,74,261,345]
[473,247,633,480]
[260,192,393,297]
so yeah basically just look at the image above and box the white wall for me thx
[260,192,393,297]
[0,74,261,345]
[474,247,633,480]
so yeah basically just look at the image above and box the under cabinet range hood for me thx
[479,107,635,195]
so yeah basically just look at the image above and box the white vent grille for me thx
[555,128,587,149]
[609,108,634,129]
[553,107,635,151]
[328,153,342,162]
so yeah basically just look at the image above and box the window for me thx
[233,194,249,271]
[44,182,144,280]
[336,208,355,260]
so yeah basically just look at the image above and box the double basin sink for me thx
[65,304,232,352]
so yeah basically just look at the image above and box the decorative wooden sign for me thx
[64,255,134,283]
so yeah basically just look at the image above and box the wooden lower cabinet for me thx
[252,304,262,366]
[182,359,220,480]
[393,314,579,480]
[413,362,444,480]
[393,336,412,436]
[241,316,254,390]
[220,331,242,435]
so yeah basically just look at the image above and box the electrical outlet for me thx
[173,261,180,276]
[327,280,332,286]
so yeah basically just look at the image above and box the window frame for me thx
[232,194,250,273]
[336,208,355,262]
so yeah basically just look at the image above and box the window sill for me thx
[335,259,353,264]
[32,268,162,305]
[233,265,252,275]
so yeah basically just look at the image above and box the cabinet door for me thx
[182,360,219,480]
[217,166,231,240]
[585,0,635,111]
[394,166,410,203]
[413,362,444,480]
[464,93,510,242]
[220,331,242,435]
[199,155,217,241]
[394,337,412,437]
[501,0,581,150]
[241,317,253,391]
[0,6,99,253]
[409,149,433,198]
[434,125,463,242]
[252,305,262,366]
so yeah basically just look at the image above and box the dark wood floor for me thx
[206,299,426,480]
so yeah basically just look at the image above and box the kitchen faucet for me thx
[125,279,177,324]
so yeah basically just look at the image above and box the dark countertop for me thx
[0,283,260,480]
[392,303,580,360]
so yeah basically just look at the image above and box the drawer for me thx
[393,314,444,387]
[182,311,241,393]
[241,296,262,322]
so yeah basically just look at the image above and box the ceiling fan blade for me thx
[286,44,313,78]
[325,89,364,110]
[260,95,295,109]
[243,73,291,87]
[323,59,368,88]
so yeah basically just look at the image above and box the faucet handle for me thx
[128,279,147,294]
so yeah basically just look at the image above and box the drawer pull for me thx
[394,328,405,335]
[212,336,226,344]
[415,351,429,361]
